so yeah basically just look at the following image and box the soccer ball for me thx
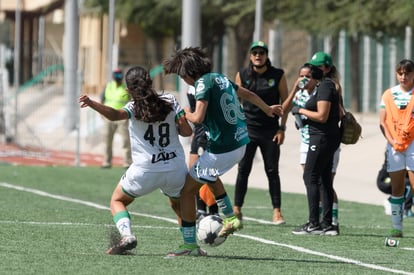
[196,215,226,247]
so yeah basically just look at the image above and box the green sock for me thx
[332,202,338,225]
[215,193,233,217]
[181,221,197,244]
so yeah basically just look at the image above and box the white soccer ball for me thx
[196,215,227,247]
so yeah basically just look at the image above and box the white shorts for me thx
[386,142,414,172]
[120,164,187,198]
[189,145,246,184]
[300,142,341,173]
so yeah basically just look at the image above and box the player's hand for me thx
[273,131,284,145]
[393,141,406,152]
[79,94,92,108]
[269,105,283,117]
[183,106,191,113]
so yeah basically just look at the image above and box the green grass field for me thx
[0,164,413,275]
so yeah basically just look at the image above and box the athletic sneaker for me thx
[106,235,137,255]
[388,228,403,238]
[165,244,207,258]
[321,223,339,236]
[292,222,323,235]
[218,215,243,237]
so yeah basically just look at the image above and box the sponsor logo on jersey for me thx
[234,127,248,141]
[215,76,230,90]
[151,150,177,163]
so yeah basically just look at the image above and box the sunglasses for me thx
[251,50,266,56]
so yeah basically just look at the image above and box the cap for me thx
[306,52,333,67]
[249,41,268,52]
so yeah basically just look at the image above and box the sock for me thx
[389,196,404,231]
[181,220,197,244]
[215,193,234,217]
[332,202,338,226]
[319,201,323,222]
[209,204,219,215]
[113,210,132,236]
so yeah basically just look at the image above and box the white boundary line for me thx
[1,182,413,275]
[0,220,177,230]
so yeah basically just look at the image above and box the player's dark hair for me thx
[244,58,272,90]
[299,63,313,73]
[125,66,173,123]
[396,59,414,73]
[163,47,212,80]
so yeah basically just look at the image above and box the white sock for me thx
[390,196,404,231]
[116,217,132,236]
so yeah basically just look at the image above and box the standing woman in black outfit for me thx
[291,61,341,235]
[233,41,289,224]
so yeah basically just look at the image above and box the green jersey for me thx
[194,73,250,153]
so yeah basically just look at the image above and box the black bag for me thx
[376,151,413,211]
[340,111,362,144]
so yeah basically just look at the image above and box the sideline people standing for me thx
[314,52,343,229]
[285,57,341,235]
[379,59,414,237]
[79,66,193,255]
[163,47,283,257]
[289,59,341,235]
[233,41,289,224]
[101,68,132,168]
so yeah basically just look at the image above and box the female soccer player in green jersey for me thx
[163,47,283,257]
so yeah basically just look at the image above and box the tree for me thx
[271,0,413,111]
[84,0,414,112]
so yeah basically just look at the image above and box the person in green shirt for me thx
[100,68,132,168]
[163,47,283,257]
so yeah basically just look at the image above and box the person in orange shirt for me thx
[379,59,414,238]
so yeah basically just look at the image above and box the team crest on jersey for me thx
[268,79,275,87]
[196,82,205,93]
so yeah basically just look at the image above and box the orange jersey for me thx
[383,89,414,152]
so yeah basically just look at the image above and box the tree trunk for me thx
[349,34,361,112]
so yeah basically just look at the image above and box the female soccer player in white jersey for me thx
[79,66,193,255]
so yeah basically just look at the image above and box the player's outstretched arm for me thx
[236,86,283,117]
[79,94,128,121]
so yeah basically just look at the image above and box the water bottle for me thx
[298,78,309,89]
[294,114,304,129]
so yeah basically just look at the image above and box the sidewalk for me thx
[220,113,387,206]
[1,86,388,206]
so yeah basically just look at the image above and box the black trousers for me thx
[303,133,340,225]
[234,128,281,209]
